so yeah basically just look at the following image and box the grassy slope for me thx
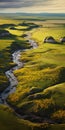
[0,18,31,92]
[0,105,65,130]
[7,20,65,127]
[0,105,48,130]
[0,18,65,129]
[1,105,65,130]
[32,27,65,44]
[0,39,14,91]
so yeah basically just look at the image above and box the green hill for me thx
[7,20,65,126]
[0,17,65,129]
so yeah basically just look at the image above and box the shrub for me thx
[51,110,65,123]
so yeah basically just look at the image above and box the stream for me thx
[0,34,37,104]
[0,34,55,124]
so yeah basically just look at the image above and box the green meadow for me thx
[0,16,65,129]
[0,18,31,92]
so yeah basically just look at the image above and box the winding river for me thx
[0,33,55,124]
[0,34,37,104]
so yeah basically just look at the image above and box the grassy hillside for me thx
[0,17,65,129]
[1,105,65,130]
[0,105,49,130]
[7,20,65,126]
[0,18,32,92]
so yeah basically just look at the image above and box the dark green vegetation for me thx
[0,16,65,130]
[0,105,49,130]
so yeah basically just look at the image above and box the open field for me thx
[0,105,48,130]
[0,18,31,92]
[8,19,65,127]
[0,16,65,129]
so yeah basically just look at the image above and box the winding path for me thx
[0,34,37,104]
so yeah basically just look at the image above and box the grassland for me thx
[0,18,32,92]
[0,16,65,129]
[7,20,65,127]
[0,105,49,130]
[1,105,65,130]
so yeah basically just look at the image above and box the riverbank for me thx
[0,33,38,105]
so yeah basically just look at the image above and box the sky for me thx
[0,0,65,13]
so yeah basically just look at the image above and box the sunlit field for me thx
[0,16,65,130]
[0,18,31,91]
[31,22,65,44]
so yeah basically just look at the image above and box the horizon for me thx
[0,12,65,14]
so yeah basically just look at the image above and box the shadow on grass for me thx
[0,38,31,92]
[0,24,16,29]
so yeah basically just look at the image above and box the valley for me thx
[0,16,65,130]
